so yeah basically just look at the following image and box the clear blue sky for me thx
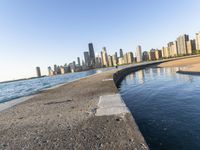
[0,0,200,81]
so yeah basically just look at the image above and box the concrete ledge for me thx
[96,94,130,116]
[0,95,35,112]
[177,70,200,75]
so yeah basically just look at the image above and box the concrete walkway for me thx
[0,69,148,150]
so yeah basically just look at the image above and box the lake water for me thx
[119,66,200,150]
[0,68,114,104]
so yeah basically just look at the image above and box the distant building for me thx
[149,49,156,61]
[155,49,162,60]
[48,66,54,76]
[171,41,178,56]
[118,57,124,65]
[119,49,123,58]
[127,52,134,64]
[162,47,170,58]
[168,42,174,57]
[123,53,128,64]
[177,34,189,55]
[196,32,200,50]
[36,67,41,77]
[142,51,149,61]
[112,53,118,66]
[108,55,113,67]
[77,57,81,66]
[115,52,118,59]
[84,51,90,67]
[101,47,109,67]
[88,43,95,67]
[54,64,57,75]
[60,66,65,74]
[69,62,76,73]
[186,40,196,54]
[136,45,142,62]
[95,55,102,68]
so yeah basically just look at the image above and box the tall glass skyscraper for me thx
[88,43,95,67]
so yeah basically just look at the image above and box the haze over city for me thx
[0,0,200,81]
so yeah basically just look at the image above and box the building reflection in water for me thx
[137,70,145,84]
[122,66,194,87]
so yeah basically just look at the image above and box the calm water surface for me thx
[119,67,200,150]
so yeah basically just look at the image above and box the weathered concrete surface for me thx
[0,70,148,150]
[1,55,199,150]
[96,94,130,116]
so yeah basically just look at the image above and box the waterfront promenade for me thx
[0,69,148,149]
[0,55,200,149]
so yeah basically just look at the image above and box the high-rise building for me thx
[60,66,68,74]
[149,49,156,61]
[88,43,95,67]
[142,51,149,61]
[196,32,200,50]
[123,53,128,64]
[155,49,162,60]
[171,41,178,56]
[112,54,118,66]
[69,62,76,73]
[101,47,109,67]
[119,49,123,58]
[162,47,170,58]
[77,57,81,66]
[115,52,118,58]
[48,66,54,76]
[54,64,57,74]
[84,51,90,67]
[186,40,196,54]
[36,67,41,77]
[108,55,113,67]
[168,42,174,57]
[127,52,134,64]
[118,57,124,65]
[177,34,189,55]
[136,45,142,62]
[95,55,102,68]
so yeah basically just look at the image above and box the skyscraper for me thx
[127,52,134,64]
[149,49,156,61]
[108,55,113,67]
[186,40,196,54]
[162,47,170,58]
[84,51,90,67]
[88,43,95,67]
[155,49,162,60]
[77,57,81,66]
[142,51,149,61]
[48,66,54,76]
[119,49,123,58]
[196,32,200,50]
[112,54,118,66]
[136,45,142,62]
[101,47,109,67]
[36,67,41,77]
[177,34,189,55]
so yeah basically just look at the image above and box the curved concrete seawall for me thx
[0,55,199,149]
[0,67,149,149]
[113,61,162,87]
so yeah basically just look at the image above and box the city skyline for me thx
[43,30,200,78]
[0,0,200,81]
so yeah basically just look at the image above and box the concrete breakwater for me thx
[0,68,148,149]
[0,55,198,149]
[114,54,200,86]
[113,61,163,87]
